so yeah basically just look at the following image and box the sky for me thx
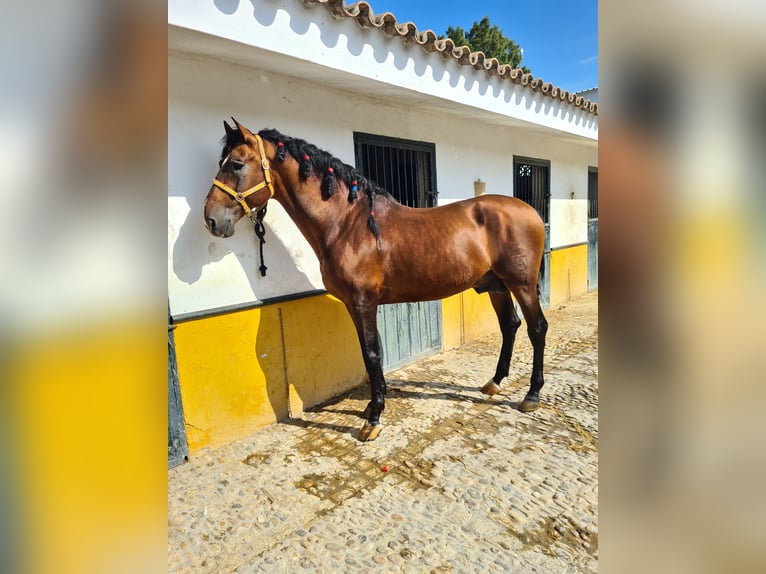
[365,0,598,93]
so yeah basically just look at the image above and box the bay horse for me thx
[203,120,548,442]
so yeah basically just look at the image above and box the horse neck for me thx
[271,164,340,258]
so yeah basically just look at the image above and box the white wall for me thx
[168,0,597,141]
[168,53,597,317]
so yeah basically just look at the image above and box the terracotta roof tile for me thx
[300,0,598,115]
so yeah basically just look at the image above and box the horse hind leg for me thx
[481,291,522,396]
[511,282,548,412]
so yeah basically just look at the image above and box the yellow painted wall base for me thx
[462,289,498,342]
[174,295,365,453]
[441,293,463,350]
[442,289,500,351]
[550,244,588,308]
[175,248,586,454]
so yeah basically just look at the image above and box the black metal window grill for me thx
[353,133,438,208]
[588,166,598,220]
[513,156,550,224]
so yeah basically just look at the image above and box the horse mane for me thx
[221,127,393,241]
[260,128,391,193]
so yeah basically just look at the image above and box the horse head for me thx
[203,119,275,237]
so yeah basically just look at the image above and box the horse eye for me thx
[231,160,244,171]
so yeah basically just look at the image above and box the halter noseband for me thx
[212,134,274,219]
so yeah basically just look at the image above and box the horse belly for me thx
[380,254,487,304]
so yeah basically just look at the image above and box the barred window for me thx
[513,156,550,223]
[354,133,437,208]
[588,167,598,219]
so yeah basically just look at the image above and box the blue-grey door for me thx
[587,167,598,291]
[354,132,443,371]
[514,157,551,309]
[377,302,442,372]
[168,308,188,468]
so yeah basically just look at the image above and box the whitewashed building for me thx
[168,0,598,457]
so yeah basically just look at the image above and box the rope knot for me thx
[253,206,268,276]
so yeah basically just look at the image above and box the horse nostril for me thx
[206,217,216,231]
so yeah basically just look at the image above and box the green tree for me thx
[441,16,530,74]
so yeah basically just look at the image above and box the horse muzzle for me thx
[204,214,235,238]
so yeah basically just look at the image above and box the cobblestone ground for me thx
[169,291,598,573]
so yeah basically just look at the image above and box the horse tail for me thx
[536,245,546,305]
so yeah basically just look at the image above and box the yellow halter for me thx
[212,134,274,218]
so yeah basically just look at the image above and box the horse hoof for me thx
[481,380,502,396]
[518,399,540,413]
[359,423,382,442]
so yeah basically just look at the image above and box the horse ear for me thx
[231,118,256,143]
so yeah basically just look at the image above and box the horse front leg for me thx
[346,301,386,442]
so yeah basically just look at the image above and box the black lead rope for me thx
[252,206,268,277]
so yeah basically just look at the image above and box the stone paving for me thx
[169,291,598,573]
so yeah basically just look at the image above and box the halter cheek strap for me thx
[212,134,274,218]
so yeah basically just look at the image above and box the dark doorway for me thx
[514,156,551,308]
[588,167,598,291]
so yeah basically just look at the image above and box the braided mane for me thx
[221,127,392,241]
